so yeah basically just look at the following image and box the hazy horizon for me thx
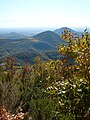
[0,26,89,35]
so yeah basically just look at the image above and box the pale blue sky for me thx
[0,0,90,28]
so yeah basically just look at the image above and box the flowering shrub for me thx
[0,29,90,119]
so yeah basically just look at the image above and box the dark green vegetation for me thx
[0,30,65,64]
[34,30,65,46]
[0,27,81,65]
[0,28,90,119]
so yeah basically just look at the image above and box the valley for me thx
[0,27,83,64]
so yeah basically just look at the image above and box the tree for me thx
[56,28,90,119]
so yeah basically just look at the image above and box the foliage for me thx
[0,29,90,119]
[56,28,90,119]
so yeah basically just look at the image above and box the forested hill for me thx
[0,27,83,64]
[0,30,65,64]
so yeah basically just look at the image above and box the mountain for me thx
[0,30,65,64]
[0,32,25,39]
[1,28,78,65]
[54,27,82,36]
[33,30,65,46]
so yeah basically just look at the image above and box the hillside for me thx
[11,50,61,65]
[0,30,65,64]
[1,28,83,65]
[33,30,65,46]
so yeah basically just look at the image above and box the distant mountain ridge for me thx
[54,27,75,35]
[0,32,25,39]
[0,27,83,64]
[54,27,82,36]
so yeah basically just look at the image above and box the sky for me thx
[0,0,90,28]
